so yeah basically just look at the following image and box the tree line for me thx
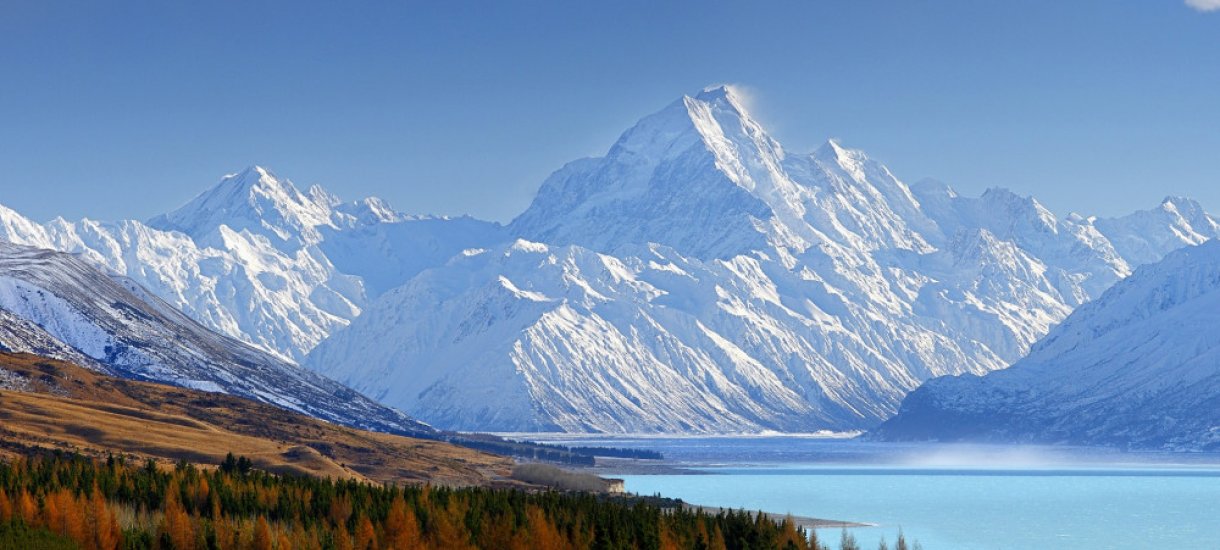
[0,450,853,549]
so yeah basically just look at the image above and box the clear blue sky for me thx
[3,1,1219,223]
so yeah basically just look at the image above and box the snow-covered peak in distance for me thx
[1094,195,1220,266]
[0,165,504,363]
[872,239,1220,450]
[0,202,53,249]
[148,165,408,251]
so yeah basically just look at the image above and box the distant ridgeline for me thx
[0,450,817,550]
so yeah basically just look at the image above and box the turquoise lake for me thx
[524,436,1220,550]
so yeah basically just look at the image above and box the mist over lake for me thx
[523,435,1220,549]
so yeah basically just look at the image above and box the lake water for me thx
[520,435,1220,550]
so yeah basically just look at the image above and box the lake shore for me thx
[683,503,871,531]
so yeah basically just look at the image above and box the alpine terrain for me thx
[0,167,500,363]
[2,86,1218,434]
[304,87,1220,432]
[872,240,1220,450]
[0,241,429,436]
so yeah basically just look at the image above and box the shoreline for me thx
[583,459,873,531]
[682,503,871,531]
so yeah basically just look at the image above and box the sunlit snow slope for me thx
[0,168,502,362]
[304,87,1220,432]
[2,86,1216,434]
[0,242,429,435]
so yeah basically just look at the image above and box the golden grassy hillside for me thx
[0,352,517,487]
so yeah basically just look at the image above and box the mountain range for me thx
[0,241,429,436]
[2,85,1217,434]
[872,239,1220,451]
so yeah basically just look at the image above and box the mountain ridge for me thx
[304,88,1220,433]
[3,86,1219,434]
[871,239,1220,450]
[0,241,430,436]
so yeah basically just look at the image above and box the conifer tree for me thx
[161,491,194,550]
[0,489,10,522]
[354,515,377,550]
[383,497,422,550]
[895,529,909,550]
[253,515,274,550]
[17,490,38,525]
[429,503,474,550]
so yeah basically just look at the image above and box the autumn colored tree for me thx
[383,497,422,550]
[0,488,11,522]
[709,525,728,550]
[330,494,353,528]
[160,492,194,550]
[334,530,354,550]
[0,451,891,550]
[253,515,274,550]
[354,515,378,550]
[41,488,62,531]
[427,501,475,550]
[88,487,122,550]
[778,516,809,550]
[17,490,38,525]
[525,505,568,550]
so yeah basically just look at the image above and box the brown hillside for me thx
[0,352,517,487]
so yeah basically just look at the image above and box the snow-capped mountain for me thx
[0,241,429,435]
[304,86,1220,433]
[0,167,499,362]
[871,239,1220,450]
[147,165,406,251]
[3,85,1217,434]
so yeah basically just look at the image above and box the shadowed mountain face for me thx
[3,86,1219,434]
[872,240,1220,450]
[0,241,430,436]
[305,87,1220,433]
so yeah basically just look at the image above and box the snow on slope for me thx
[0,167,502,362]
[0,241,429,435]
[305,86,1220,433]
[4,85,1218,434]
[872,239,1220,450]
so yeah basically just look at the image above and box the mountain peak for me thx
[692,85,747,111]
[199,164,293,203]
[1161,195,1204,214]
[812,139,868,165]
[230,164,274,180]
[148,166,338,249]
[510,86,796,258]
[217,165,284,193]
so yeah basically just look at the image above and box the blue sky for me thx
[3,1,1219,223]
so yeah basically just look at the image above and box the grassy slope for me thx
[0,352,517,487]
